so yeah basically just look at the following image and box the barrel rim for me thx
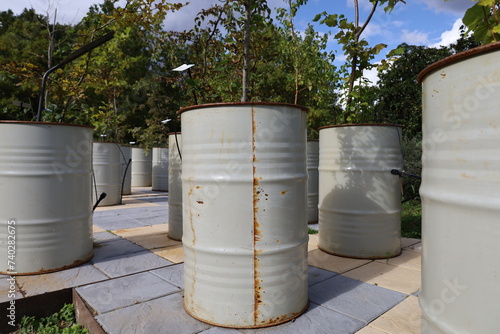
[167,132,182,135]
[318,123,403,131]
[307,139,319,142]
[417,41,500,84]
[178,102,309,114]
[0,120,93,129]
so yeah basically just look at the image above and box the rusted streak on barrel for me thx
[251,106,262,326]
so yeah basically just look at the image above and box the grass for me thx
[401,198,422,239]
[308,199,422,239]
[12,304,88,334]
[308,227,318,234]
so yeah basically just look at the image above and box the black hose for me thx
[391,169,421,180]
[93,192,107,211]
[175,132,182,161]
[120,158,132,205]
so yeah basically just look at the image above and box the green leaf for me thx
[462,4,484,29]
[478,0,496,6]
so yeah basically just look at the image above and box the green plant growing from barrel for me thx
[458,0,500,44]
[313,0,406,123]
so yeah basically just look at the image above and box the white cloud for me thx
[363,67,379,86]
[401,29,430,45]
[418,0,471,15]
[430,18,463,48]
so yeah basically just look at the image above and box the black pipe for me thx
[36,31,115,121]
[175,132,182,161]
[92,192,107,212]
[120,158,132,205]
[391,169,421,180]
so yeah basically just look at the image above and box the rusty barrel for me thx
[318,124,403,259]
[180,102,309,328]
[131,147,152,187]
[167,133,182,241]
[0,122,93,275]
[92,142,122,206]
[152,147,169,191]
[418,42,500,333]
[307,140,319,224]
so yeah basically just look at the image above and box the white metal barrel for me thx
[307,140,319,224]
[180,102,309,328]
[318,124,403,259]
[0,122,94,275]
[152,147,169,191]
[131,147,152,187]
[168,133,182,241]
[418,42,500,334]
[92,142,122,206]
[120,145,132,195]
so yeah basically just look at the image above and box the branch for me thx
[355,0,378,41]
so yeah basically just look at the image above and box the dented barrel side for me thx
[181,103,308,328]
[0,122,93,275]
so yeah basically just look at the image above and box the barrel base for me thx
[167,235,182,241]
[0,252,94,276]
[318,246,401,260]
[183,300,309,329]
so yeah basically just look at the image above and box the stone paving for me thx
[5,187,422,334]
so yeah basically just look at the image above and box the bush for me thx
[13,304,89,334]
[401,134,422,200]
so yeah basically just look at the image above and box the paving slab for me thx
[0,277,23,302]
[113,208,162,219]
[401,238,421,249]
[113,225,169,239]
[119,232,176,249]
[404,242,421,253]
[308,266,338,286]
[308,242,319,252]
[368,295,421,334]
[151,245,184,263]
[355,325,390,333]
[134,216,169,226]
[142,196,169,204]
[309,275,407,324]
[93,231,123,243]
[149,264,184,289]
[342,261,421,295]
[91,250,174,278]
[94,218,147,230]
[76,272,180,314]
[92,238,147,262]
[239,303,364,334]
[16,263,109,297]
[93,225,106,233]
[96,292,211,334]
[93,210,119,217]
[375,250,421,271]
[308,249,372,274]
[200,327,242,333]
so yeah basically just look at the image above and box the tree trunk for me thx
[241,0,251,102]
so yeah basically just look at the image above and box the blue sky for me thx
[6,0,474,80]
